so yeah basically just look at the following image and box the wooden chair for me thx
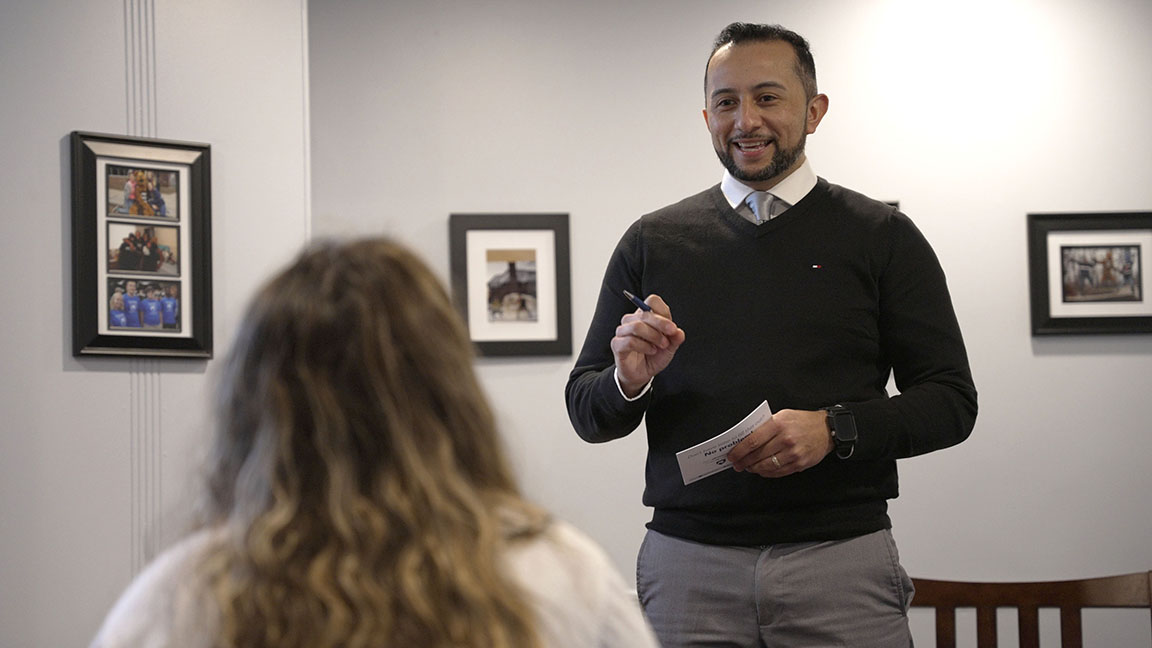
[910,571,1152,647]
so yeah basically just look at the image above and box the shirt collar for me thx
[719,158,818,210]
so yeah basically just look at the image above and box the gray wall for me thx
[307,0,1152,644]
[0,1,311,646]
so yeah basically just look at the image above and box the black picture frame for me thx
[1027,211,1151,335]
[71,131,213,357]
[449,213,572,356]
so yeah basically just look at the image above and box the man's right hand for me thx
[610,294,686,398]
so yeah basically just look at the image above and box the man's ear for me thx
[806,94,829,134]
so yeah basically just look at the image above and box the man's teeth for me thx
[736,141,767,150]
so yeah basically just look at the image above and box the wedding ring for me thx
[771,455,781,469]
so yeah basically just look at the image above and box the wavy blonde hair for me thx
[199,238,548,647]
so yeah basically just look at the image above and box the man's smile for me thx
[732,138,774,158]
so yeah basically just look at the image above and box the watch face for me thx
[830,410,857,459]
[832,411,857,442]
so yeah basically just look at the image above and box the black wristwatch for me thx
[824,404,857,459]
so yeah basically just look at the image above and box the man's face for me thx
[126,282,137,295]
[703,40,827,190]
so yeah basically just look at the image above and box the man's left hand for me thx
[728,409,833,478]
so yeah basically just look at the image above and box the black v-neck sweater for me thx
[566,179,977,546]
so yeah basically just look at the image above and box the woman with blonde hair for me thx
[91,238,658,648]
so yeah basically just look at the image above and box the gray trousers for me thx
[636,528,914,647]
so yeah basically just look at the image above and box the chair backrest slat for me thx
[1059,607,1082,648]
[937,608,956,648]
[1019,605,1040,648]
[976,606,998,647]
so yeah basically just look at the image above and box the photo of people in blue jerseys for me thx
[107,279,181,332]
[105,165,178,219]
[107,222,180,276]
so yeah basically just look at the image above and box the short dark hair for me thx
[705,23,818,99]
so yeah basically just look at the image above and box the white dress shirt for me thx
[720,158,818,222]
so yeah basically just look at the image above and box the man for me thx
[140,285,164,329]
[161,284,180,330]
[140,229,161,272]
[122,281,142,328]
[565,23,977,647]
[117,235,140,271]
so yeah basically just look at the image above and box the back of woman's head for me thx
[202,237,544,648]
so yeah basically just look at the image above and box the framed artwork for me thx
[71,131,213,357]
[1027,211,1151,335]
[449,213,572,356]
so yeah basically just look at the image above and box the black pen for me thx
[622,289,652,312]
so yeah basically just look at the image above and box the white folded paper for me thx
[675,400,774,485]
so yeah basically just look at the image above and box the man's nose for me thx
[734,101,762,131]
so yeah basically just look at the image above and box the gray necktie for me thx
[746,191,783,224]
[746,191,767,223]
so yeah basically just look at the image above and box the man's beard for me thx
[716,134,806,184]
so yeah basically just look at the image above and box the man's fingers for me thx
[644,294,671,318]
[616,317,675,351]
[611,332,661,356]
